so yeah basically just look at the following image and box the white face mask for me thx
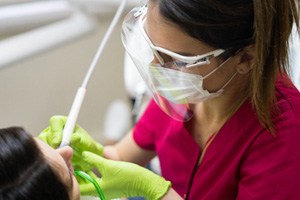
[148,58,237,104]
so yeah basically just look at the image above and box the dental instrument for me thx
[75,170,106,200]
[59,0,128,148]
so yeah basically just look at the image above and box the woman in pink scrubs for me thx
[40,0,300,199]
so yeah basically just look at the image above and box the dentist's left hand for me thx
[38,115,103,155]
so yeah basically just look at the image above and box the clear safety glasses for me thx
[133,5,225,70]
[121,5,224,121]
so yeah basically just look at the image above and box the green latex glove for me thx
[79,151,171,200]
[38,115,103,154]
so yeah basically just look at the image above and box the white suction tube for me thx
[59,0,128,148]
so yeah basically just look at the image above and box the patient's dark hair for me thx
[0,127,70,200]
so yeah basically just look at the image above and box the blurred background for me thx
[0,0,142,141]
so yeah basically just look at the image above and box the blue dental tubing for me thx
[57,1,128,199]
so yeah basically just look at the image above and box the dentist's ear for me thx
[236,45,255,74]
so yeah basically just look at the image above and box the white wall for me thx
[290,27,300,90]
[0,18,128,141]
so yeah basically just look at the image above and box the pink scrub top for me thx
[133,76,300,200]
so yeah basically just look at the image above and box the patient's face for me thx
[35,138,80,200]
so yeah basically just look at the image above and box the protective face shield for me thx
[121,5,231,121]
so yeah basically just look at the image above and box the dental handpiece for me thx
[59,0,128,148]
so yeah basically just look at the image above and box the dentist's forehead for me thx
[145,2,215,56]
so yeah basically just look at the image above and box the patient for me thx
[1,126,169,200]
[0,127,79,200]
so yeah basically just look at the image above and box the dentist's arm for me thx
[104,129,156,165]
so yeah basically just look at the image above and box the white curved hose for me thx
[59,0,128,148]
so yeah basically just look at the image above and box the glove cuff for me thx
[144,172,172,200]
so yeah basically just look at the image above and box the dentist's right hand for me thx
[38,115,103,155]
[79,151,172,200]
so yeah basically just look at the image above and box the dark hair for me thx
[157,0,300,131]
[0,127,70,200]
